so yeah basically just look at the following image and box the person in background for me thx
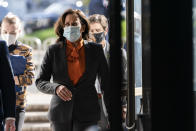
[36,9,111,131]
[0,40,16,131]
[0,13,35,131]
[88,14,128,130]
[88,0,110,42]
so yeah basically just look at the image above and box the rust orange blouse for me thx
[66,39,85,85]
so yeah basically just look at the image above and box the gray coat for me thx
[95,42,127,104]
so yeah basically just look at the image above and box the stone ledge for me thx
[25,112,49,123]
[26,104,49,112]
[22,122,51,131]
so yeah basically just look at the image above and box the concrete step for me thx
[25,112,49,123]
[22,94,52,131]
[26,104,49,112]
[22,122,51,131]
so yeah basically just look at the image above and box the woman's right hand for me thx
[56,85,72,101]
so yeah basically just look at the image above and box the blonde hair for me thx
[89,14,108,31]
[2,13,22,29]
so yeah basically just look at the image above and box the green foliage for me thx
[121,20,126,42]
[26,28,56,42]
[82,0,91,6]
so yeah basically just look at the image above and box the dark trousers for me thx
[15,108,25,131]
[51,120,98,131]
[0,121,4,131]
[97,97,109,130]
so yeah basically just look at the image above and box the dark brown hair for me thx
[54,9,90,43]
[89,14,108,31]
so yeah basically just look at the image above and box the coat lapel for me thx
[75,40,90,86]
[59,42,73,87]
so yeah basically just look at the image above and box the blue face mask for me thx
[63,26,81,42]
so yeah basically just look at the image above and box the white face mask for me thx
[1,34,17,46]
[63,26,81,43]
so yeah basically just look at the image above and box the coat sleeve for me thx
[97,45,112,122]
[35,46,61,95]
[121,48,128,106]
[0,41,16,118]
[121,48,128,90]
